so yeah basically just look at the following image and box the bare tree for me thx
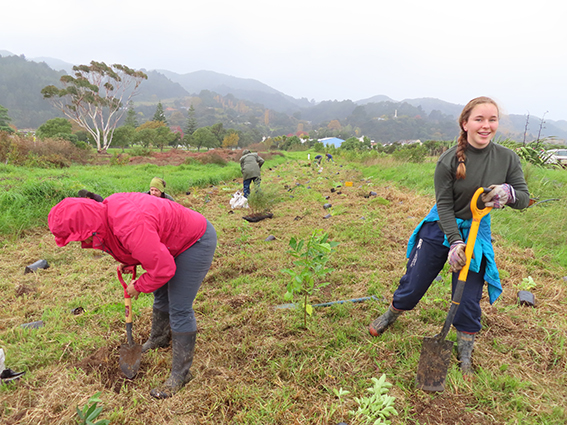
[42,61,147,153]
[534,111,548,150]
[522,112,530,146]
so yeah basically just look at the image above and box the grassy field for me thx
[0,150,566,424]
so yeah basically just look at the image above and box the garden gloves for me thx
[481,184,515,209]
[448,241,467,273]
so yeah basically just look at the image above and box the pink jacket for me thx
[48,192,208,293]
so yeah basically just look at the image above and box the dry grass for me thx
[1,157,566,424]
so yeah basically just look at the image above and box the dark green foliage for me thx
[124,101,139,128]
[340,137,371,151]
[36,117,72,140]
[152,102,167,123]
[184,104,198,135]
[391,144,428,163]
[0,55,65,128]
[112,126,135,151]
[0,104,14,132]
[192,127,218,151]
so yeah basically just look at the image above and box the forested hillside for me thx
[1,53,566,144]
[0,55,65,128]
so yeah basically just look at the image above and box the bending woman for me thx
[48,192,216,398]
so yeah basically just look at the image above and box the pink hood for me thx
[48,198,107,247]
[48,193,208,293]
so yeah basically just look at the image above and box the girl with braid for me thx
[368,97,529,375]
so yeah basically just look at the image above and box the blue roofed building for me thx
[319,137,344,147]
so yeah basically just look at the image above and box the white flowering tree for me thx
[41,61,147,153]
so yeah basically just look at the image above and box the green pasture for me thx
[0,150,566,424]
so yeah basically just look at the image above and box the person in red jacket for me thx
[48,192,217,399]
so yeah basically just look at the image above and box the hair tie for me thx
[458,159,465,164]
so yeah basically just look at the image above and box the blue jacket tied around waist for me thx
[406,204,502,304]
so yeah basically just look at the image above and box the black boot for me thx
[142,308,171,353]
[456,331,475,375]
[150,331,196,399]
[369,305,403,337]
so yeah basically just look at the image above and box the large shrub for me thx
[0,132,93,167]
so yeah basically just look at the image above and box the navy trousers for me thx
[392,221,486,333]
[243,177,261,198]
[152,220,217,333]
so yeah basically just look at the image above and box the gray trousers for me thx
[152,220,217,332]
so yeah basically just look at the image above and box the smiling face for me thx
[462,103,499,149]
[150,187,162,197]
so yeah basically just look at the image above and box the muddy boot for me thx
[369,305,403,337]
[457,331,475,375]
[150,331,196,399]
[142,308,171,353]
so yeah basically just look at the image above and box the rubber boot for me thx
[369,304,403,337]
[142,308,171,353]
[150,331,196,399]
[456,331,475,375]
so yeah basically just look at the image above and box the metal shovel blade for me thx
[119,343,142,379]
[415,336,454,392]
[119,322,142,379]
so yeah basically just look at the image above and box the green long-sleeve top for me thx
[434,142,530,245]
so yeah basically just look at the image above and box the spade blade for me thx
[119,343,142,379]
[415,336,454,392]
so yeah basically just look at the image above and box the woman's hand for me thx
[448,241,467,273]
[481,184,515,208]
[126,281,140,300]
[119,264,136,274]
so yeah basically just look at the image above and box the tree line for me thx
[1,58,564,156]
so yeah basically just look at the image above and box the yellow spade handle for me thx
[457,187,493,282]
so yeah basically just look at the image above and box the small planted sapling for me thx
[282,230,339,328]
[76,392,109,425]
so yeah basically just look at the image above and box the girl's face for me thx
[150,187,162,197]
[462,103,499,149]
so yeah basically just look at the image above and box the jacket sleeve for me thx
[121,224,177,293]
[434,161,462,245]
[257,155,265,168]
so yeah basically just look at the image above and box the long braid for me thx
[456,130,468,179]
[456,96,499,180]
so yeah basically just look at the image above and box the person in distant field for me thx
[48,192,217,399]
[239,149,264,198]
[314,154,323,165]
[326,153,334,162]
[368,96,530,376]
[146,177,175,201]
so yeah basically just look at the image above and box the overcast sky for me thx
[3,0,567,121]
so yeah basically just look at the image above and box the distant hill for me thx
[137,70,190,102]
[401,97,464,119]
[355,94,396,104]
[0,50,566,143]
[30,56,75,74]
[157,69,312,113]
[0,54,65,128]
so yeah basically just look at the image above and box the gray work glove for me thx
[448,241,466,273]
[481,184,515,209]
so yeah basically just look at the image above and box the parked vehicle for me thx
[545,149,567,166]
